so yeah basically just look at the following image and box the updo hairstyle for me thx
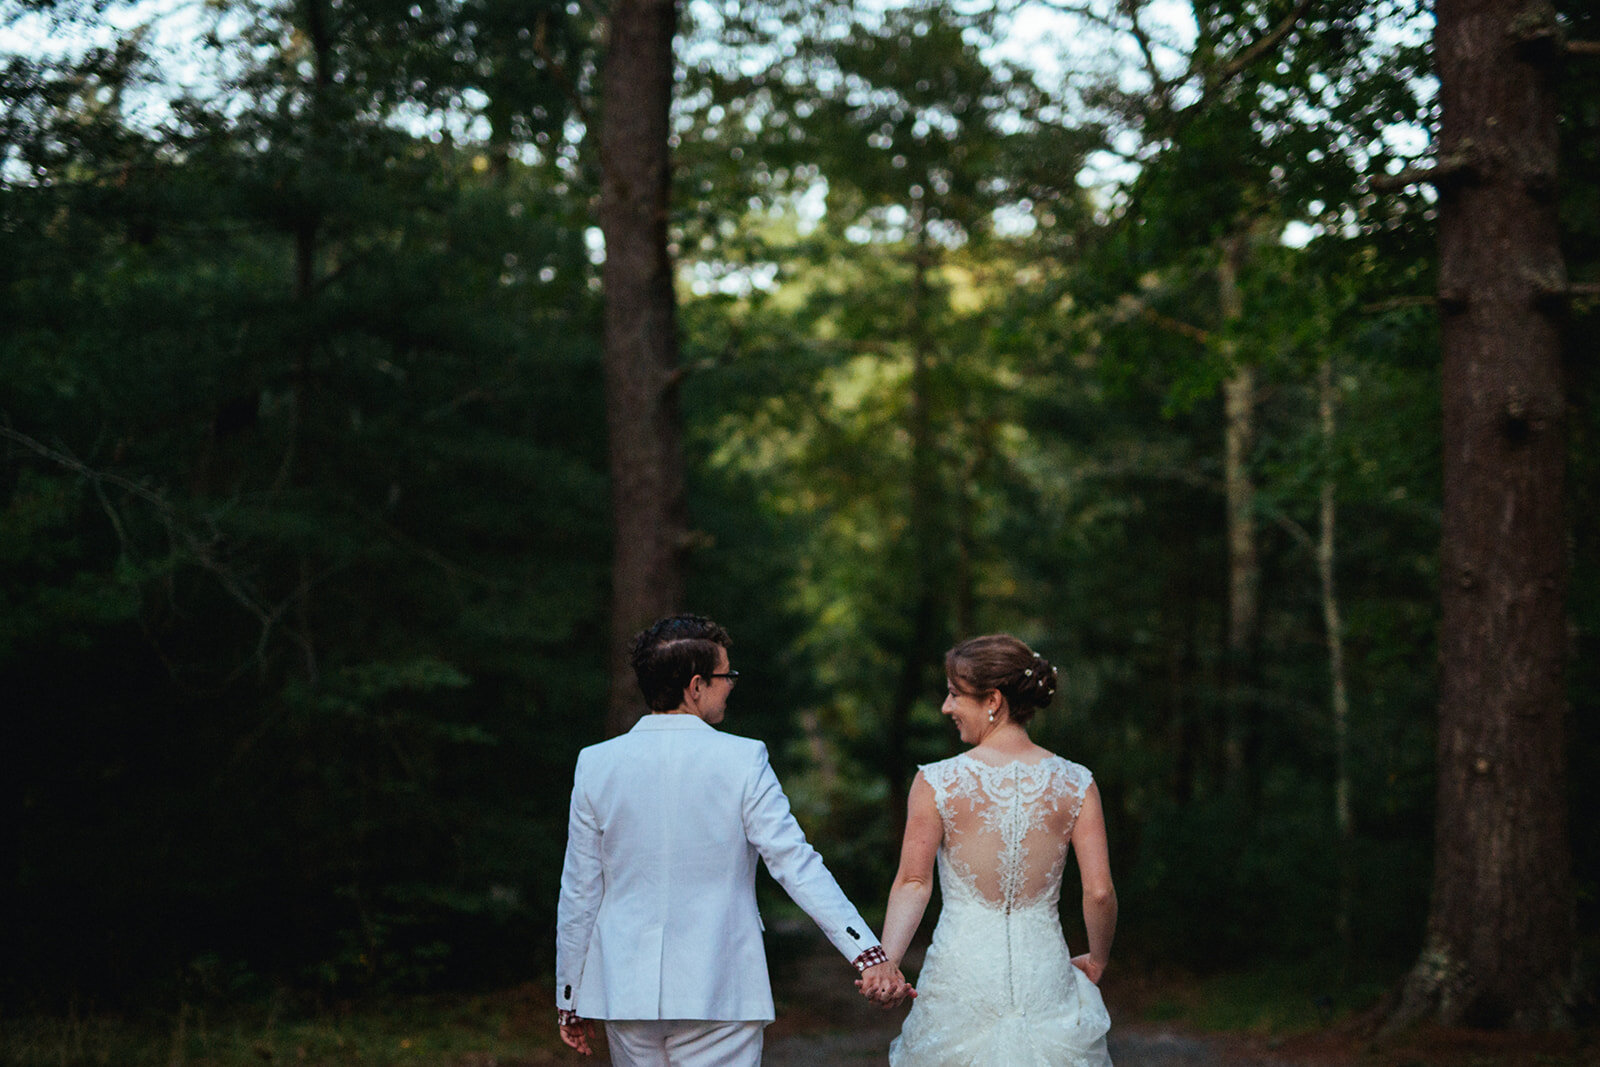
[945,634,1059,727]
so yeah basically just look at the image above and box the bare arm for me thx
[880,773,943,968]
[1069,781,1117,983]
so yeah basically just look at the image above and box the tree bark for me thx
[1219,231,1259,786]
[886,206,942,843]
[1317,356,1354,975]
[1392,0,1573,1029]
[598,0,687,736]
[285,0,333,688]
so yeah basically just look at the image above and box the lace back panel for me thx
[889,753,1112,1066]
[923,755,1092,912]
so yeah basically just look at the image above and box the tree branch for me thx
[533,10,594,132]
[1077,460,1319,551]
[1028,0,1180,116]
[1564,40,1600,56]
[1362,294,1436,314]
[1029,0,1131,37]
[0,425,316,679]
[1112,292,1211,343]
[1213,0,1318,87]
[1142,305,1210,343]
[1368,142,1481,192]
[1367,167,1434,192]
[1119,0,1177,115]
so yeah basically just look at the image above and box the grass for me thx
[8,961,1596,1067]
[0,985,570,1067]
[1113,957,1600,1067]
[1111,952,1405,1038]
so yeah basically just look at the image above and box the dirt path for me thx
[535,927,1595,1065]
[760,924,1285,1067]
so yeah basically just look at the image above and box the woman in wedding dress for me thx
[875,634,1117,1066]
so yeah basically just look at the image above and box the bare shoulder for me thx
[1037,748,1092,774]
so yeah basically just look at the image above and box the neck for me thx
[657,704,719,722]
[975,721,1029,749]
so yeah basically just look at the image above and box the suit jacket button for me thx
[846,927,860,939]
[563,985,572,999]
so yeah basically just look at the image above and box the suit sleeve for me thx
[555,751,602,1019]
[742,742,884,969]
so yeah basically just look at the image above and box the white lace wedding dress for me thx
[888,753,1113,1066]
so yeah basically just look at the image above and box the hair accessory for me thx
[1024,668,1033,677]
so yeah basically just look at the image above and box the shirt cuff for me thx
[558,1008,582,1027]
[852,945,888,972]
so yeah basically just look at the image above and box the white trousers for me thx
[603,1019,764,1067]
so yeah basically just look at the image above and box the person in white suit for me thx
[556,614,913,1064]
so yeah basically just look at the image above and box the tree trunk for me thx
[886,207,942,842]
[286,0,333,688]
[1218,231,1259,786]
[1317,356,1354,975]
[598,0,687,736]
[1392,0,1573,1028]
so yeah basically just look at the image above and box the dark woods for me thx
[2,0,1598,1031]
[2,0,611,1001]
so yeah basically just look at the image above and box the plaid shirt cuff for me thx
[558,1008,582,1027]
[852,945,888,972]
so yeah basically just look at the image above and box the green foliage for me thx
[2,0,607,1003]
[0,470,142,656]
[671,0,1463,987]
[3,0,1596,1019]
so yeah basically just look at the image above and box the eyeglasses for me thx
[708,670,740,686]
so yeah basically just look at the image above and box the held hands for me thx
[559,1017,596,1056]
[855,960,917,1009]
[1070,954,1105,985]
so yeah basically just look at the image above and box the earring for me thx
[987,708,997,724]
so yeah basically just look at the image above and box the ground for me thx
[8,930,1593,1065]
[757,925,1599,1067]
[501,943,1598,1066]
[759,925,1278,1067]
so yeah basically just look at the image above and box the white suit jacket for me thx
[555,713,881,1022]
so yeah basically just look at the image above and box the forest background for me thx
[2,0,1597,1057]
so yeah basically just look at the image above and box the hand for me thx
[559,1017,596,1055]
[1071,954,1105,985]
[855,960,917,1008]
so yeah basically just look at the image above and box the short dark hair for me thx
[946,633,1058,727]
[630,614,732,712]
